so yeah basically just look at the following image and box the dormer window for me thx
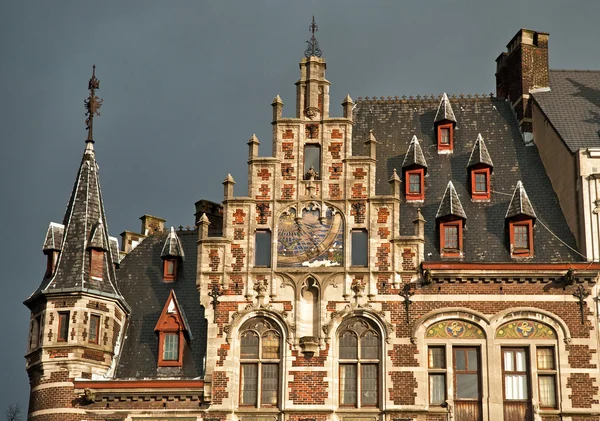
[405,168,425,200]
[436,181,466,258]
[439,218,463,257]
[45,251,59,278]
[155,290,189,367]
[402,136,428,201]
[163,258,178,282]
[43,222,64,278]
[434,93,457,153]
[506,181,536,258]
[89,249,104,281]
[161,227,185,282]
[468,134,494,200]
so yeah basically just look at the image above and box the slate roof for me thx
[436,181,467,220]
[161,227,185,259]
[353,96,582,262]
[402,136,428,169]
[43,222,64,252]
[468,134,494,168]
[434,93,457,124]
[506,181,537,219]
[115,230,205,379]
[27,142,124,304]
[533,70,600,152]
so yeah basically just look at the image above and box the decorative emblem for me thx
[426,320,485,339]
[304,16,322,58]
[84,65,103,141]
[496,320,555,339]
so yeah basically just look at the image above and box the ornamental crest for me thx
[495,320,555,339]
[426,320,485,339]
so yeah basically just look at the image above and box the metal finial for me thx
[84,65,103,142]
[304,16,322,58]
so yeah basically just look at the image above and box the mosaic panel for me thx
[495,320,556,340]
[426,320,485,339]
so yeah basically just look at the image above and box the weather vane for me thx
[84,65,103,142]
[304,16,322,58]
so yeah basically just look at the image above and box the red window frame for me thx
[157,327,184,367]
[440,219,463,257]
[163,258,178,282]
[89,249,104,280]
[57,311,69,342]
[509,219,534,257]
[404,168,425,201]
[437,122,454,151]
[470,167,491,200]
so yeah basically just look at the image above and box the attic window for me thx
[405,168,425,201]
[437,123,454,152]
[89,249,104,281]
[510,219,534,257]
[470,168,491,200]
[45,251,59,278]
[439,219,463,257]
[304,145,321,180]
[155,291,187,367]
[163,258,178,282]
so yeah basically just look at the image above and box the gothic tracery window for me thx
[239,318,281,407]
[338,317,380,407]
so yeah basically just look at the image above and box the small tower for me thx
[23,67,130,420]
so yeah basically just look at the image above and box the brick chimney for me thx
[495,29,549,144]
[140,214,166,235]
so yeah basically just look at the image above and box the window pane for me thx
[304,145,321,179]
[241,364,258,405]
[240,331,259,359]
[339,332,358,359]
[255,231,271,267]
[455,349,466,371]
[456,374,479,399]
[360,331,379,359]
[262,331,280,359]
[428,347,446,369]
[430,374,446,405]
[340,364,357,405]
[351,230,368,267]
[505,374,527,400]
[163,333,179,360]
[361,364,378,405]
[58,313,69,342]
[89,315,100,343]
[514,225,529,249]
[467,349,478,371]
[475,173,487,192]
[539,375,556,407]
[165,259,175,275]
[504,350,514,371]
[444,225,458,249]
[515,349,527,372]
[261,364,279,405]
[441,128,450,145]
[409,173,421,193]
[537,348,555,370]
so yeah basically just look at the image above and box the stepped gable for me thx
[27,141,124,302]
[115,229,204,379]
[533,70,600,152]
[353,95,581,262]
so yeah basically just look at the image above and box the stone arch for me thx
[225,306,294,345]
[413,307,491,342]
[323,305,393,344]
[490,307,571,343]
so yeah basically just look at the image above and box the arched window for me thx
[239,318,281,407]
[338,317,381,407]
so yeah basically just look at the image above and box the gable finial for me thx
[304,16,322,58]
[84,65,103,144]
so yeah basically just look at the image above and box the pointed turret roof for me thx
[26,68,125,307]
[468,133,494,168]
[506,181,536,219]
[161,227,185,260]
[42,222,64,252]
[402,135,428,169]
[436,181,467,220]
[434,93,457,124]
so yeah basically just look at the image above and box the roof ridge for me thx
[356,93,497,104]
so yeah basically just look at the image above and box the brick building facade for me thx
[24,27,600,421]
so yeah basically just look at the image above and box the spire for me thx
[84,65,103,144]
[468,133,494,168]
[506,181,536,219]
[434,93,457,124]
[26,68,124,306]
[161,227,185,260]
[436,181,467,220]
[402,135,428,170]
[304,16,322,58]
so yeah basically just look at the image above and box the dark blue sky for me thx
[2,0,600,412]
